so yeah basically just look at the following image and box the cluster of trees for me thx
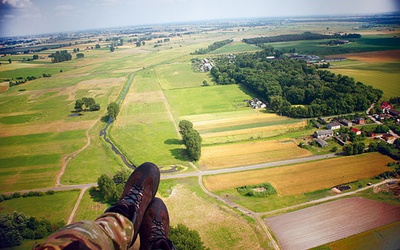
[49,50,72,63]
[74,97,100,112]
[210,48,382,118]
[107,102,120,120]
[192,39,233,55]
[169,224,208,250]
[97,169,131,204]
[179,120,202,161]
[242,32,361,44]
[0,211,65,248]
[342,139,400,159]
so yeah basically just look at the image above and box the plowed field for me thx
[265,197,400,250]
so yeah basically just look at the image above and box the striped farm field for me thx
[203,152,393,195]
[199,139,312,170]
[183,109,307,145]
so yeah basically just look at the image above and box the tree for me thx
[74,99,84,111]
[169,224,208,250]
[97,174,117,203]
[179,120,202,161]
[110,46,115,52]
[8,58,12,64]
[95,44,101,49]
[107,102,120,119]
[76,53,84,59]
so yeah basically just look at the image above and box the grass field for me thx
[203,153,393,195]
[0,190,80,223]
[270,34,400,56]
[162,178,268,249]
[329,61,400,99]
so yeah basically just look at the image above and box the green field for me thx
[329,61,400,99]
[270,34,400,55]
[0,190,80,222]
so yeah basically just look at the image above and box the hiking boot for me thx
[106,162,160,244]
[139,198,175,250]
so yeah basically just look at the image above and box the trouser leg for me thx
[34,212,133,250]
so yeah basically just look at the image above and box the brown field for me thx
[327,50,400,63]
[265,197,400,250]
[203,153,393,195]
[199,139,311,170]
[0,120,95,137]
[0,82,9,93]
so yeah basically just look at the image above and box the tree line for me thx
[242,32,361,45]
[179,120,202,161]
[192,39,233,55]
[210,48,382,118]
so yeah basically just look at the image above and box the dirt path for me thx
[56,119,99,186]
[67,186,89,224]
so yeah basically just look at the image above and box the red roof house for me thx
[351,127,361,135]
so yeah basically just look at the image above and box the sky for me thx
[0,0,399,37]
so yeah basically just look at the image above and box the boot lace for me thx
[150,220,166,241]
[122,184,144,211]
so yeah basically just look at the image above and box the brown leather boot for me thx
[106,162,160,244]
[139,198,175,250]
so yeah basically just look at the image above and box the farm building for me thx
[326,122,341,130]
[340,119,352,127]
[314,130,334,139]
[354,117,366,125]
[248,98,266,109]
[351,127,361,135]
[382,134,396,143]
[381,102,392,113]
[315,138,328,147]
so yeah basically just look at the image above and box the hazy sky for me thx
[0,0,399,37]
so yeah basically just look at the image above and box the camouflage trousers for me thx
[34,212,133,250]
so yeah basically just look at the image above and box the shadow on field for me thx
[164,138,182,145]
[169,148,187,161]
[89,187,108,204]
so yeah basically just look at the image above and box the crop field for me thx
[203,152,393,195]
[200,139,311,170]
[265,197,400,250]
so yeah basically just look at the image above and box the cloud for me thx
[0,0,32,8]
[55,4,75,11]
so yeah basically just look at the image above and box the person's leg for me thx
[139,198,175,250]
[35,162,160,250]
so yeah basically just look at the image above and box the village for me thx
[310,101,400,150]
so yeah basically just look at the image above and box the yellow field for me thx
[199,139,312,170]
[203,152,393,195]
